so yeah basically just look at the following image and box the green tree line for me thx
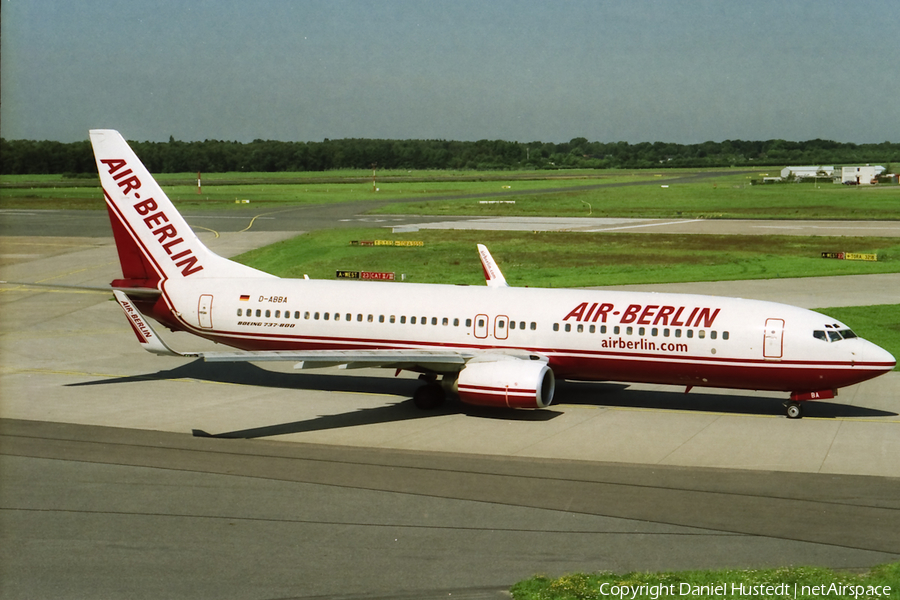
[1,136,897,175]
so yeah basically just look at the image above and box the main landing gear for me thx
[413,376,446,410]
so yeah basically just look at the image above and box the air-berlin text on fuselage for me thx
[100,158,203,277]
[563,301,721,328]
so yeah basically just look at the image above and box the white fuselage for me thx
[158,276,894,395]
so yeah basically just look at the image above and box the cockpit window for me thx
[815,328,858,342]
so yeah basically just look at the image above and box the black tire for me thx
[413,383,445,410]
[785,402,803,419]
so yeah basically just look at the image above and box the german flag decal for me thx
[239,294,250,301]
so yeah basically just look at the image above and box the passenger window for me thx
[589,325,595,333]
[722,331,729,340]
[368,315,374,322]
[626,327,633,335]
[256,309,262,317]
[314,312,320,320]
[453,318,459,326]
[565,323,571,332]
[577,324,583,333]
[698,330,705,339]
[357,314,363,322]
[334,313,340,321]
[275,310,280,318]
[651,328,658,336]
[638,327,645,336]
[379,315,385,323]
[390,315,396,323]
[674,329,681,338]
[614,326,620,334]
[553,323,559,332]
[401,316,407,324]
[686,329,692,338]
[509,321,516,330]
[442,317,448,326]
[710,331,717,340]
[237,309,242,316]
[466,319,472,327]
[530,322,536,330]
[346,313,352,321]
[498,319,505,329]
[431,317,437,325]
[663,328,670,337]
[323,312,329,320]
[411,316,417,324]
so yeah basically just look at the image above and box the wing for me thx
[477,244,509,288]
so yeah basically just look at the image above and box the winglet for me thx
[112,290,186,356]
[477,244,509,288]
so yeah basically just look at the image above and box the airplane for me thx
[90,129,895,419]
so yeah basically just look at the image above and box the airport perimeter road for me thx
[2,234,899,598]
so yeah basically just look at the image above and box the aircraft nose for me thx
[863,340,896,371]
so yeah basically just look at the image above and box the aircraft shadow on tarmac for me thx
[67,359,896,439]
[557,380,897,419]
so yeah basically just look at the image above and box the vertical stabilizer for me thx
[90,130,272,283]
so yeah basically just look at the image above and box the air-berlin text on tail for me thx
[100,158,204,277]
[563,301,721,328]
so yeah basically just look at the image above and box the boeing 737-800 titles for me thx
[91,130,895,419]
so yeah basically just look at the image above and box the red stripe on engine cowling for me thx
[457,384,540,409]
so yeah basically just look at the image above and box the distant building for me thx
[841,165,885,185]
[780,166,835,179]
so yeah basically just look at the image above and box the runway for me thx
[2,225,899,598]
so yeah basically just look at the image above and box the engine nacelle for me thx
[453,359,555,409]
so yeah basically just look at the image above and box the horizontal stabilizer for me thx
[112,290,189,357]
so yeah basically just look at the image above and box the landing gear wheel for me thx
[413,383,446,410]
[784,401,803,419]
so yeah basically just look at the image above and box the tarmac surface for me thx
[1,218,899,599]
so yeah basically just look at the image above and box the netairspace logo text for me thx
[597,581,893,599]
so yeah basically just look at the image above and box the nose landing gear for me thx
[784,389,836,419]
[783,401,803,419]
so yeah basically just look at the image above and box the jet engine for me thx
[453,359,555,409]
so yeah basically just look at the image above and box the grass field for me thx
[2,169,897,220]
[0,172,665,210]
[233,228,900,287]
[510,562,899,599]
[373,172,900,220]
